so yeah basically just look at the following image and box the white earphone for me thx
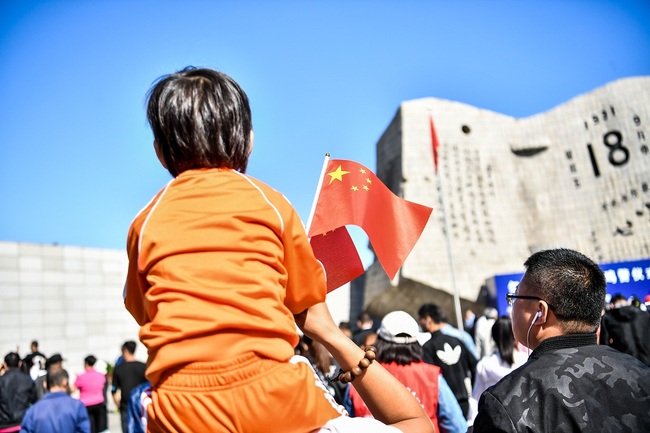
[526,311,544,356]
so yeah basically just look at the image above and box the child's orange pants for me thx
[146,354,346,433]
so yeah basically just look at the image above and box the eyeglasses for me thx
[506,293,555,310]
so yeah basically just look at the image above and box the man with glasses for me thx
[472,248,650,432]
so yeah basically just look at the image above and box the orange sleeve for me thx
[124,222,149,326]
[281,203,327,315]
[123,189,165,327]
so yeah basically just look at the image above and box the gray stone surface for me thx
[366,76,650,307]
[0,241,141,374]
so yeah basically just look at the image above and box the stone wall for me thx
[364,76,650,318]
[0,241,139,373]
[0,240,350,373]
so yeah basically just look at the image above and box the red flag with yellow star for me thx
[310,226,364,292]
[308,159,432,279]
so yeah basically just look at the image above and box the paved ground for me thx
[108,409,121,432]
[104,400,121,433]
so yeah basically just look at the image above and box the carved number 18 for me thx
[587,130,630,177]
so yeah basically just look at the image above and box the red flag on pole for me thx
[308,159,432,280]
[429,115,440,173]
[309,226,364,292]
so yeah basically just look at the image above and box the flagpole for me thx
[438,160,464,332]
[306,153,331,234]
[429,112,464,332]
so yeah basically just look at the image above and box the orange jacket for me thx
[124,168,326,386]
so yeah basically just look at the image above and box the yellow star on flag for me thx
[327,165,350,184]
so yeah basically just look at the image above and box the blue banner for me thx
[488,258,650,316]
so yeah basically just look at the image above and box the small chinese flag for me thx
[429,115,440,174]
[308,159,432,279]
[310,227,364,292]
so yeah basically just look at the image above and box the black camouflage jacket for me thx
[473,333,650,433]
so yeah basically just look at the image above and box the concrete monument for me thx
[361,76,650,317]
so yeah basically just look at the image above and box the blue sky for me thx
[1,0,649,266]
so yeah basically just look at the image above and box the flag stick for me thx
[438,160,464,332]
[429,112,464,332]
[306,153,331,234]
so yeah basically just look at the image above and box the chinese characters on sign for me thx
[491,258,650,315]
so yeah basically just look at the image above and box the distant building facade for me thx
[359,77,650,319]
[0,241,137,371]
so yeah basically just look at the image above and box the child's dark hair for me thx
[146,67,253,177]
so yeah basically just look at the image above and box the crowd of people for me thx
[296,257,650,433]
[325,304,547,430]
[2,259,649,433]
[327,249,650,432]
[0,341,148,433]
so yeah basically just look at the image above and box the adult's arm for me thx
[112,389,121,409]
[296,302,434,433]
[111,370,121,407]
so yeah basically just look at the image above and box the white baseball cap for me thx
[377,311,419,344]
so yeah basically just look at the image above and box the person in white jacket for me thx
[473,308,498,359]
